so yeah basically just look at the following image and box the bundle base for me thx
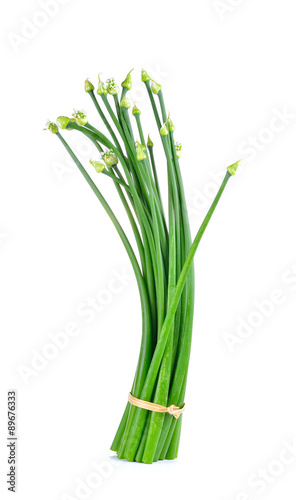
[111,406,183,464]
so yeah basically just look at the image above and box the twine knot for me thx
[128,393,185,420]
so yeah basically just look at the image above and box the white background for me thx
[1,0,296,499]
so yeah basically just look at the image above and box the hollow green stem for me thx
[55,131,153,435]
[122,171,232,461]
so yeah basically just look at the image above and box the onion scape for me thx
[45,69,240,464]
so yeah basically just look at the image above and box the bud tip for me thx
[136,141,147,161]
[121,69,134,90]
[147,135,154,148]
[151,80,162,95]
[227,159,241,176]
[120,96,131,109]
[44,120,58,134]
[85,79,94,93]
[132,103,141,115]
[160,122,169,136]
[141,69,151,82]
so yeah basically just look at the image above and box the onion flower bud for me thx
[175,142,182,158]
[44,120,59,134]
[121,69,133,90]
[72,109,88,126]
[132,104,141,115]
[120,96,131,109]
[85,79,94,93]
[57,116,70,129]
[147,135,154,148]
[167,114,175,132]
[136,141,147,161]
[90,158,105,173]
[102,149,119,167]
[106,77,120,95]
[151,80,162,95]
[141,69,151,82]
[97,75,108,95]
[227,160,241,176]
[160,123,169,136]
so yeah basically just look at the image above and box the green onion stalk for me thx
[45,69,241,464]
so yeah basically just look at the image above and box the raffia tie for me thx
[128,393,185,420]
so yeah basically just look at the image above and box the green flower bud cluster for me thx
[106,77,119,95]
[175,142,182,158]
[102,149,119,167]
[72,109,88,126]
[44,120,58,134]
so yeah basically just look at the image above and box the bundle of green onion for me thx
[46,69,240,464]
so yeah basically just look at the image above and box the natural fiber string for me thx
[128,393,185,420]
